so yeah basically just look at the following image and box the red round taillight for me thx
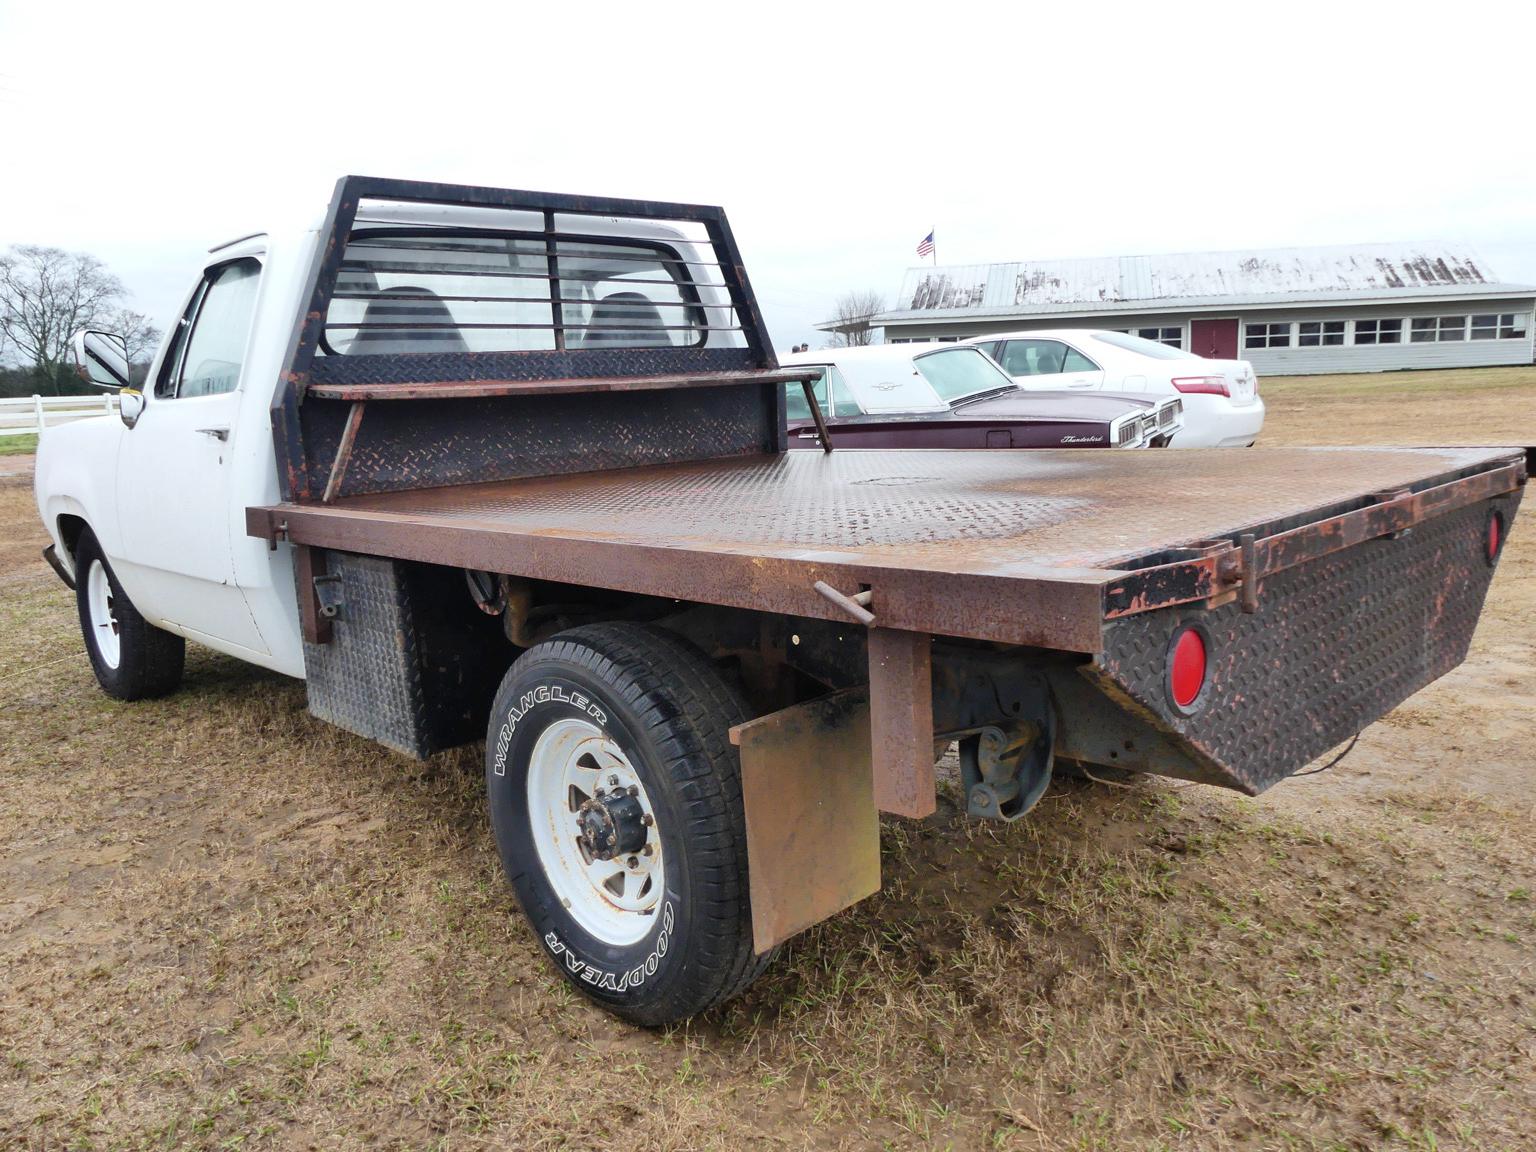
[1487,511,1504,565]
[1169,627,1207,711]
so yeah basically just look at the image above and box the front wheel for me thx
[485,622,769,1025]
[73,528,185,700]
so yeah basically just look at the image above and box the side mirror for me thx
[71,330,131,390]
[118,390,146,429]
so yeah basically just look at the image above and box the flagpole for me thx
[931,226,936,266]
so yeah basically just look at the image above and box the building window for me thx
[1298,320,1345,347]
[1244,322,1292,349]
[1354,319,1403,345]
[1411,316,1467,342]
[1132,326,1183,348]
[1470,313,1529,340]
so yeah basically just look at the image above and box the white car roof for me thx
[964,328,1117,343]
[781,343,1014,413]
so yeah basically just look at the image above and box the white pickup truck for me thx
[35,177,1526,1025]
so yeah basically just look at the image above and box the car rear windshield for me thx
[912,347,1017,403]
[1091,331,1189,360]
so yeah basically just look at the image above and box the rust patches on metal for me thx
[1239,534,1259,613]
[1104,460,1525,619]
[814,581,875,625]
[800,375,834,453]
[304,367,822,403]
[294,545,332,645]
[730,687,881,953]
[321,401,366,505]
[1090,487,1524,795]
[868,629,936,818]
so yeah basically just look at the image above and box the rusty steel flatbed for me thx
[250,445,1526,653]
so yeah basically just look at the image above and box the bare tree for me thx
[827,290,884,348]
[0,245,126,393]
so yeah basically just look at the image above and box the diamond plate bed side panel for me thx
[1088,491,1521,794]
[301,552,431,758]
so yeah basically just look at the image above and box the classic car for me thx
[781,343,1181,449]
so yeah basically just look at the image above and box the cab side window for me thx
[156,258,262,399]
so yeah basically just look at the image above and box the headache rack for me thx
[270,175,818,504]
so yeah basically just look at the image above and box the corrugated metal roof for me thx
[883,242,1536,319]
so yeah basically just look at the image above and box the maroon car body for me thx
[787,388,1162,449]
[781,345,1176,450]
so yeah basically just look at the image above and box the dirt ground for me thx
[2,367,1533,1151]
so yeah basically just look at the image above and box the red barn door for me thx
[1190,318,1239,359]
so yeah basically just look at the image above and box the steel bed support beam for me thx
[868,628,936,818]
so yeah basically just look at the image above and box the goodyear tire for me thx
[485,622,769,1025]
[73,527,185,701]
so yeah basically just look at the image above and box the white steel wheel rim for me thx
[86,560,121,670]
[526,716,664,946]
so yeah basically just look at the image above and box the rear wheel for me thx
[485,622,769,1025]
[73,528,185,700]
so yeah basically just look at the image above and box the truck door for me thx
[115,257,269,655]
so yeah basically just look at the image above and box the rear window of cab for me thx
[322,231,711,354]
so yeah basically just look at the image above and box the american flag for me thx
[916,230,935,258]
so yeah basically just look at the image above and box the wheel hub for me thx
[577,791,647,861]
[525,717,665,944]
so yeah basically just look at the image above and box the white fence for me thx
[0,394,117,438]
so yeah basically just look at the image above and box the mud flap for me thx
[730,687,882,954]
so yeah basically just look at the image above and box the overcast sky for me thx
[3,0,1534,353]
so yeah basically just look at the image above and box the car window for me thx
[999,339,1071,376]
[1090,331,1189,360]
[912,346,1016,403]
[784,369,828,420]
[1062,346,1099,372]
[828,366,861,417]
[785,367,862,420]
[158,258,261,399]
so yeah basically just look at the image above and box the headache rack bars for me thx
[270,176,797,503]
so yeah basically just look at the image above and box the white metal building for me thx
[840,243,1536,376]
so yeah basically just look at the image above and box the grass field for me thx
[2,366,1534,1150]
[0,433,38,455]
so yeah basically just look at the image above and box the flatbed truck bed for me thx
[254,443,1523,652]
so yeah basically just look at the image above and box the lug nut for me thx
[641,814,653,826]
[629,785,639,797]
[608,775,619,787]
[627,856,639,868]
[641,844,653,856]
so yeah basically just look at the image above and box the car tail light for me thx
[1487,510,1505,565]
[1170,375,1230,397]
[1168,627,1207,711]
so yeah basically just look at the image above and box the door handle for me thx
[197,427,229,441]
